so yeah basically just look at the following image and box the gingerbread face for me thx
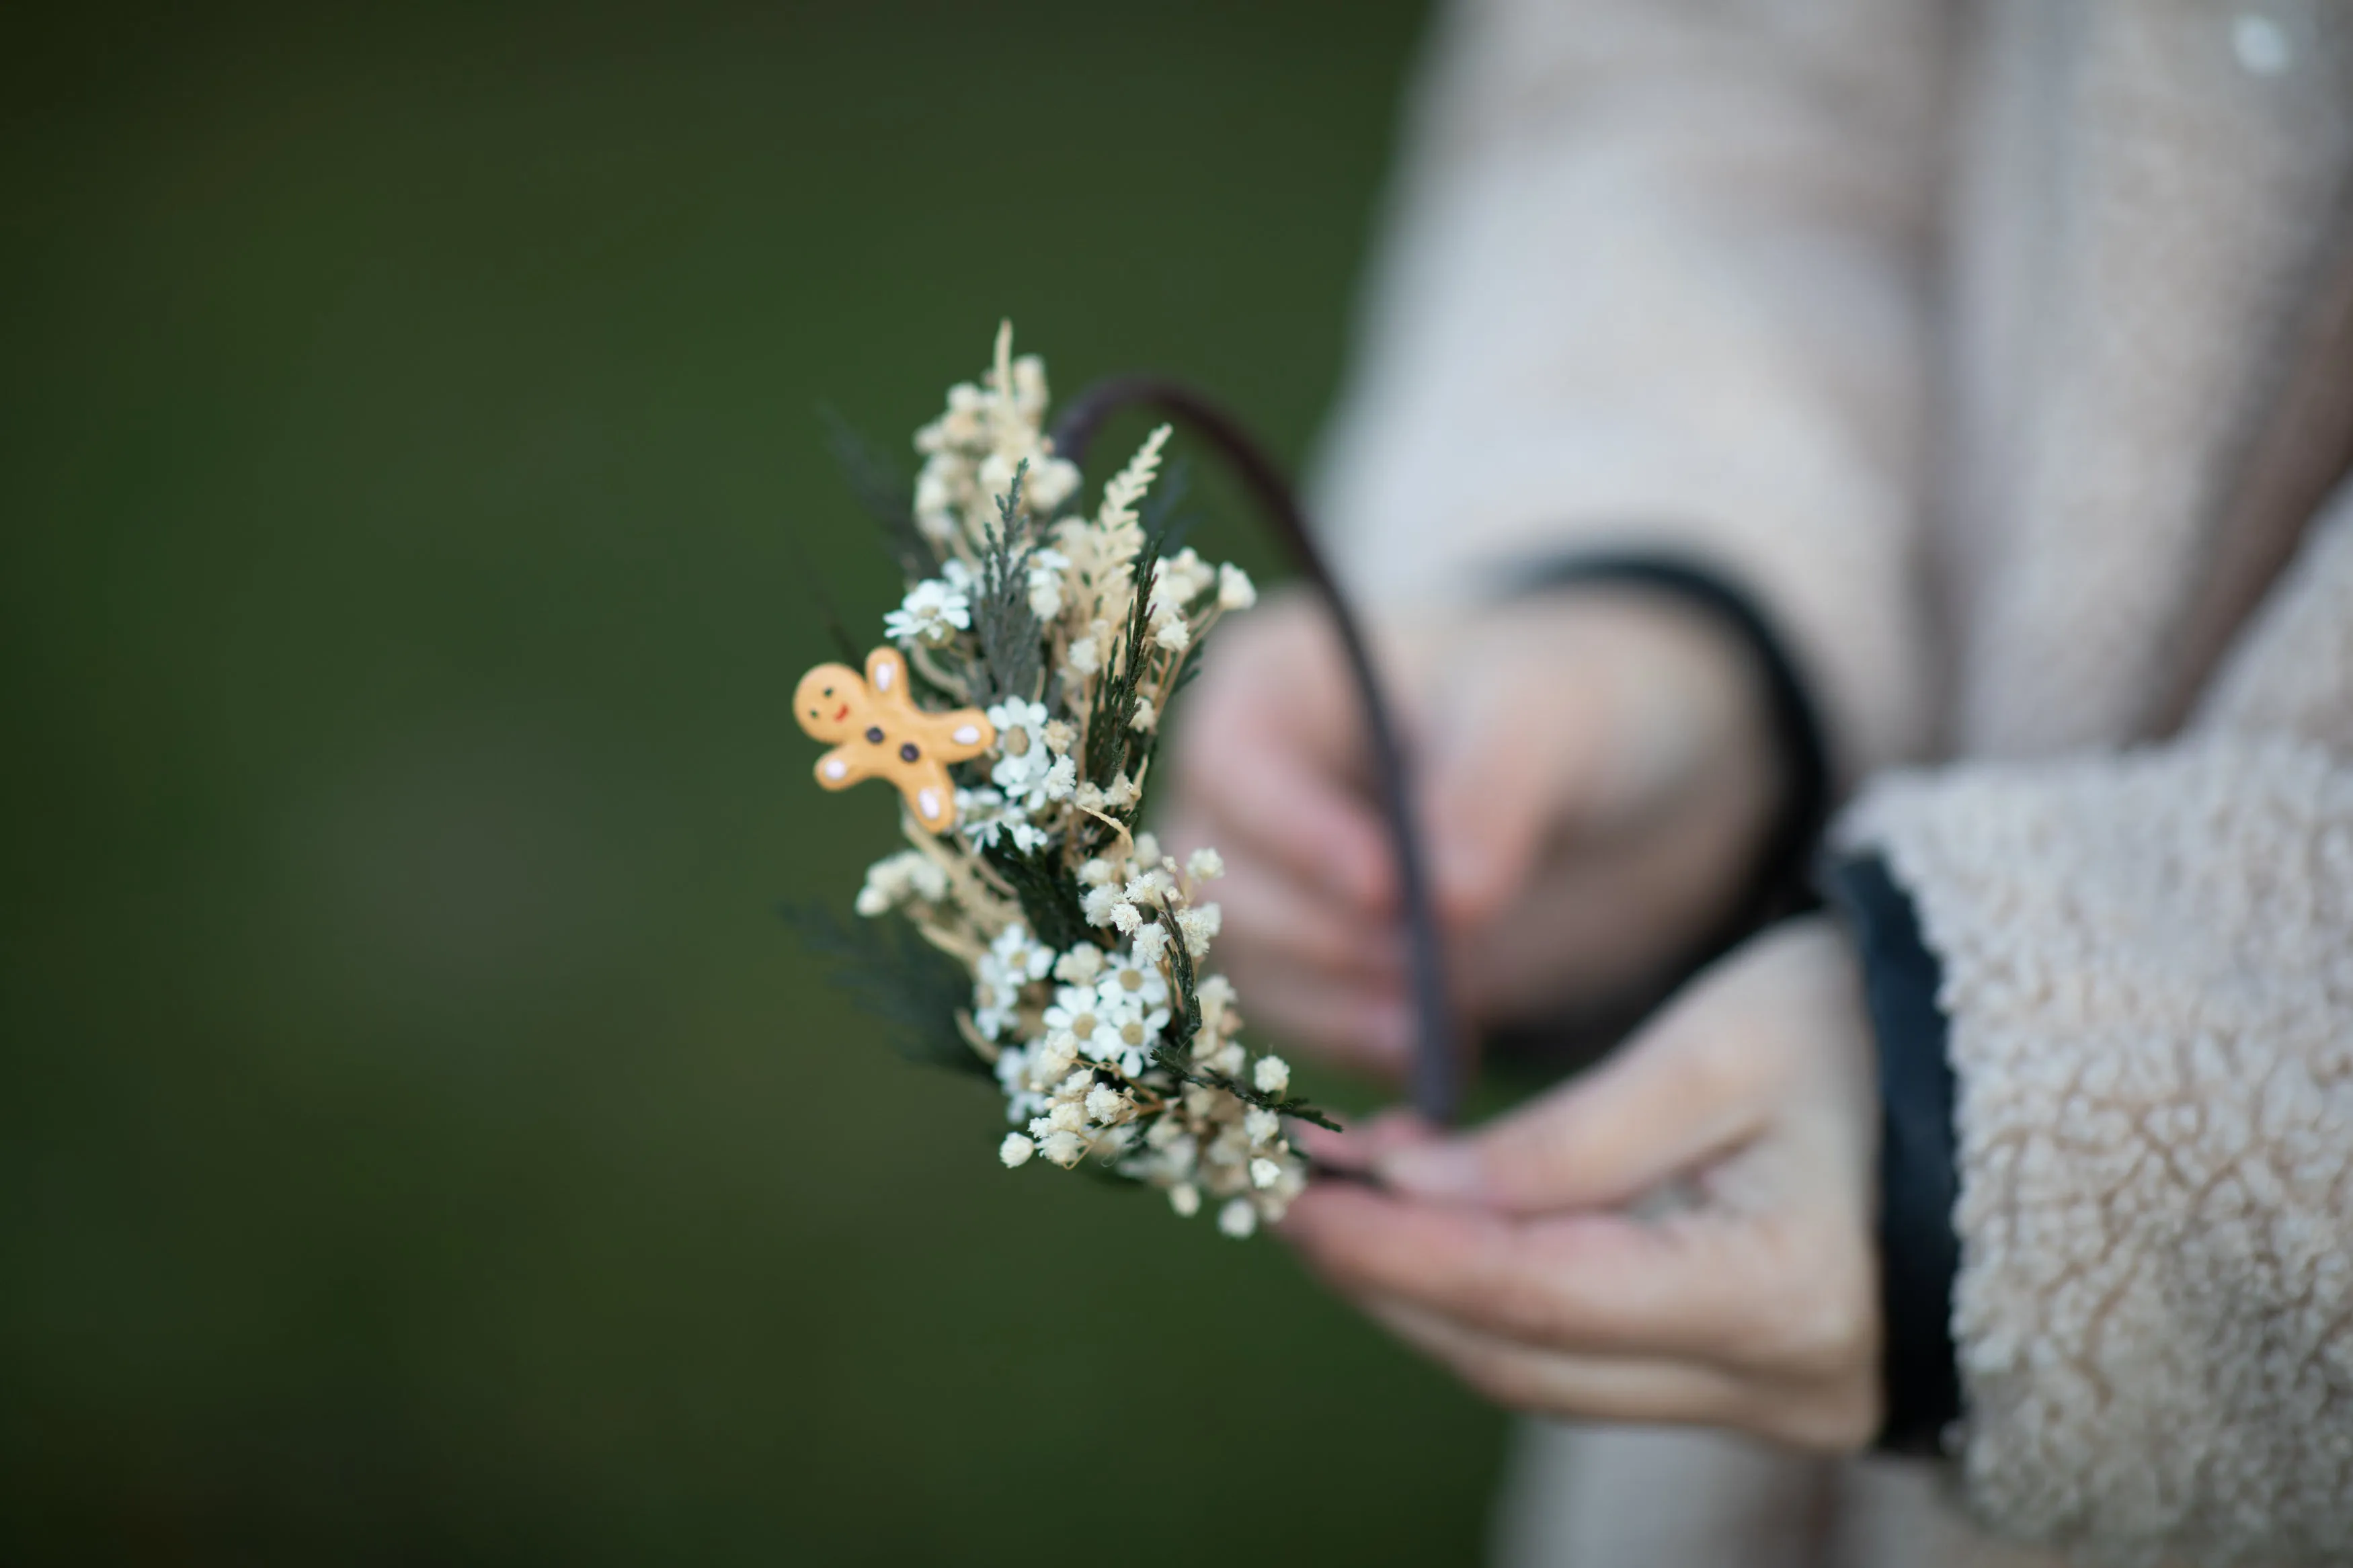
[793,647,995,833]
[795,664,867,743]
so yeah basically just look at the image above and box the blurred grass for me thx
[0,1,1510,1562]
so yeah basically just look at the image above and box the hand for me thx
[1281,919,1884,1451]
[1158,587,1783,1075]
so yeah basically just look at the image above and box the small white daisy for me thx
[1041,985,1107,1055]
[986,697,1053,800]
[883,574,971,646]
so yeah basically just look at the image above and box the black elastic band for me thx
[1823,852,1962,1455]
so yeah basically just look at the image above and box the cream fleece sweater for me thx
[1310,1,2353,1562]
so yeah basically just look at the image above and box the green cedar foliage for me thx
[970,462,1045,705]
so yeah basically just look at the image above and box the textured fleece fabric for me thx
[1306,0,2353,1563]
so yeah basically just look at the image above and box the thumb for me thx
[1423,672,1608,925]
[1373,1001,1766,1214]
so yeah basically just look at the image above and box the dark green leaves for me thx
[821,408,939,581]
[982,840,1092,954]
[779,901,989,1079]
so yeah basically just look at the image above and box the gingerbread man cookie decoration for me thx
[795,647,995,833]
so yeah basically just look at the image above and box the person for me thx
[1160,2,2353,1563]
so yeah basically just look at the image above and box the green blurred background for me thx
[1,1,1514,1561]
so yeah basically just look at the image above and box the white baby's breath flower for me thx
[1039,1130,1087,1169]
[912,460,963,542]
[1154,618,1190,653]
[1046,1101,1087,1134]
[1081,884,1127,927]
[977,450,1023,513]
[1176,903,1222,958]
[1218,563,1257,611]
[1039,755,1076,802]
[1129,697,1156,733]
[1128,923,1169,966]
[1253,1055,1291,1097]
[1027,457,1081,515]
[1024,546,1071,620]
[1008,353,1048,417]
[1218,1198,1259,1239]
[1000,1133,1035,1168]
[1109,902,1144,935]
[1244,1107,1283,1147]
[1250,1157,1283,1190]
[1212,1041,1245,1078]
[1031,1033,1078,1083]
[1084,1085,1129,1124]
[1168,1182,1201,1219]
[884,575,971,646]
[1185,848,1224,881]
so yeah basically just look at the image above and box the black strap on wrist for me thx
[1823,852,1963,1456]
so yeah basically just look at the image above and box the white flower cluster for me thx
[825,325,1304,1235]
[912,326,1083,550]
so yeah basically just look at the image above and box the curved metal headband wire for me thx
[1051,376,1461,1125]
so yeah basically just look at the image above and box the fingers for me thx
[1285,1179,1757,1362]
[1421,669,1608,926]
[1357,1293,1754,1428]
[1187,832,1404,984]
[1372,991,1771,1213]
[1197,733,1395,911]
[1167,592,1395,912]
[1215,948,1412,1075]
[1291,1108,1438,1173]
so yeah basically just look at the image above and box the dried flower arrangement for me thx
[787,324,1339,1238]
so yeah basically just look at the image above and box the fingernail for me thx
[1375,1142,1487,1202]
